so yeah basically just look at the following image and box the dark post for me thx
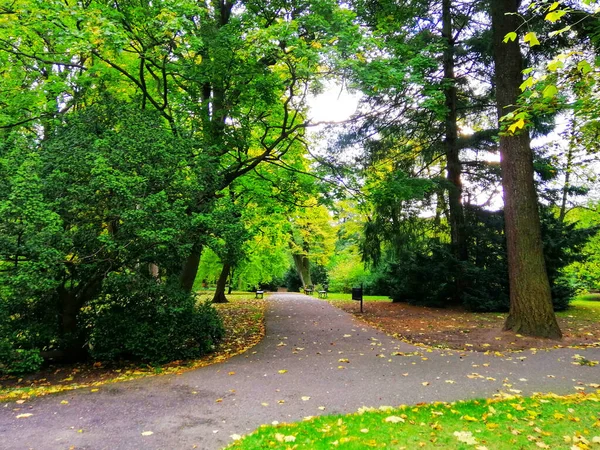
[352,285,364,313]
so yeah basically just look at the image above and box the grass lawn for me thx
[229,391,600,449]
[0,291,265,402]
[327,294,600,352]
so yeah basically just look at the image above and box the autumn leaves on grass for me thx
[229,392,600,449]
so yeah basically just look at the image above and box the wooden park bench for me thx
[303,285,314,295]
[318,284,329,299]
[255,289,264,299]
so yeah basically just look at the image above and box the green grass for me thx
[574,293,600,302]
[228,392,600,449]
[557,295,600,321]
[325,293,391,302]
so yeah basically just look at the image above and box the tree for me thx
[491,0,562,338]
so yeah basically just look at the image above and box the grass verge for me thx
[0,292,265,402]
[229,391,600,449]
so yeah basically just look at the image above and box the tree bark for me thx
[442,0,468,303]
[212,262,230,303]
[491,0,562,338]
[292,253,312,287]
[180,243,203,293]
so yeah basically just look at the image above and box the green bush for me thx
[0,341,44,375]
[86,276,225,364]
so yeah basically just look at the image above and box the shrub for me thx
[86,276,225,364]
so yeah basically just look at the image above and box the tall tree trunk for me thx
[442,0,468,303]
[491,0,562,339]
[559,116,576,224]
[212,262,230,303]
[227,266,234,295]
[180,243,202,293]
[292,253,312,287]
[57,275,103,362]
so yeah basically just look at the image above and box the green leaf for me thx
[547,60,564,71]
[523,32,540,47]
[549,26,571,37]
[503,32,517,43]
[548,2,561,12]
[508,118,526,134]
[577,60,592,75]
[545,10,567,23]
[542,84,558,99]
[519,77,535,92]
[522,67,534,75]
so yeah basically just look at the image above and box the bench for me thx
[318,284,329,299]
[255,290,264,299]
[303,285,314,296]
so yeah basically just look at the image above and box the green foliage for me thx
[86,275,224,363]
[372,206,592,312]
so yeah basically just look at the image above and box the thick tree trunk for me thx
[442,0,468,303]
[212,263,230,303]
[292,253,312,287]
[491,0,562,339]
[180,243,202,293]
[57,275,103,362]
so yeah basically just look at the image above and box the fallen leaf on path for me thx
[230,434,242,441]
[16,413,32,419]
[318,406,326,410]
[228,371,235,376]
[61,400,69,405]
[278,369,287,374]
[301,396,311,401]
[141,431,153,436]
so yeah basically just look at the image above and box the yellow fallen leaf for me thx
[278,400,285,404]
[61,400,69,405]
[338,358,350,363]
[228,371,235,376]
[16,413,33,419]
[384,416,405,423]
[90,389,99,392]
[422,382,430,386]
[261,402,269,406]
[278,370,287,374]
[318,406,326,410]
[360,428,369,433]
[141,431,153,436]
[301,396,311,401]
[215,398,223,403]
[230,434,242,441]
[445,380,455,384]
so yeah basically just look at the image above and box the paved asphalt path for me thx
[2,293,599,450]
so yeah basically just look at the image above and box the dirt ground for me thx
[335,301,600,352]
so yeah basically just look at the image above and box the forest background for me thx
[1,0,599,374]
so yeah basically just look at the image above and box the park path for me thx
[1,293,599,450]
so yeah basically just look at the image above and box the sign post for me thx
[351,285,363,313]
